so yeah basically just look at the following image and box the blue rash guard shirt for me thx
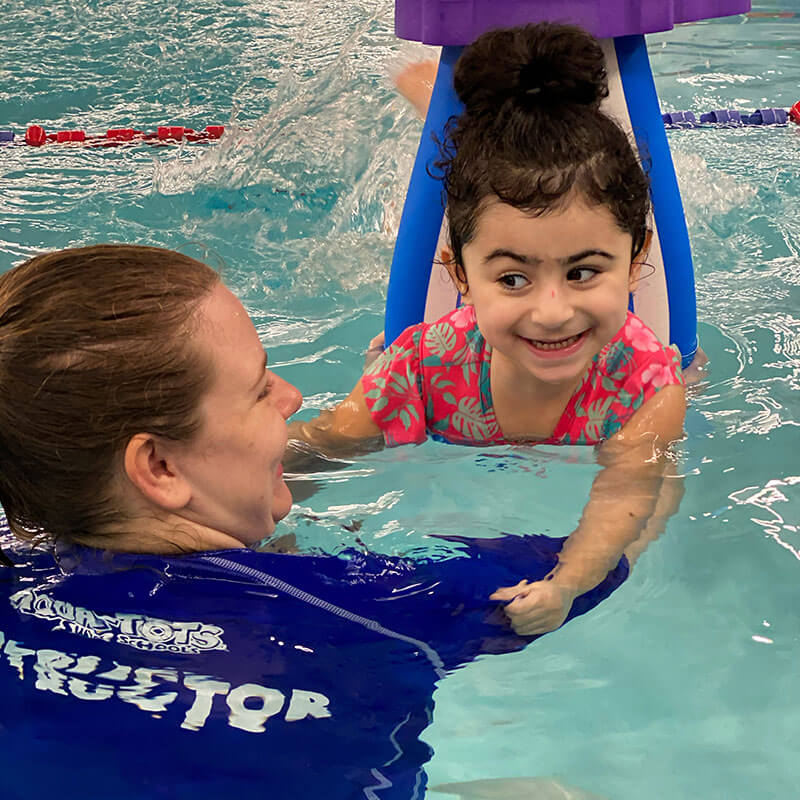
[0,529,628,800]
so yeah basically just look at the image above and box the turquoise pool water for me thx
[2,1,799,797]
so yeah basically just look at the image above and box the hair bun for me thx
[454,23,608,115]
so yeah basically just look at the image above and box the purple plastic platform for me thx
[396,0,752,44]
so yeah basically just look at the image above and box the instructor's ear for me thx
[123,434,192,510]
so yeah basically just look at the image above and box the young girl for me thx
[288,22,686,635]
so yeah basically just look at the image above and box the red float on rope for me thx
[12,123,226,148]
[56,130,86,143]
[157,126,186,140]
[107,128,143,141]
[789,101,800,125]
[25,125,48,146]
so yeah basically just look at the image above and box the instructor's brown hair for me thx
[0,244,219,546]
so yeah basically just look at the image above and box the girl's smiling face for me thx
[459,194,640,389]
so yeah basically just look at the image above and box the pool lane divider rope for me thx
[1,100,798,148]
[664,101,800,127]
[0,124,225,147]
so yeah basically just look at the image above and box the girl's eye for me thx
[566,267,598,283]
[257,381,272,401]
[498,273,528,290]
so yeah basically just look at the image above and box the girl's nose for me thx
[274,375,303,419]
[531,283,574,329]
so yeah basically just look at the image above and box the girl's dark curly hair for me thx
[439,22,651,284]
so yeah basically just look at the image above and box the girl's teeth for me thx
[531,333,581,350]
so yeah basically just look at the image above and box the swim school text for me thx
[3,591,332,734]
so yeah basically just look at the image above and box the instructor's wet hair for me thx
[438,22,651,283]
[0,244,219,547]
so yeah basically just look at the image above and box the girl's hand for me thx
[681,345,709,386]
[490,579,578,636]
[364,332,385,370]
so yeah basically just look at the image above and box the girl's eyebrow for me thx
[562,249,615,264]
[484,248,540,265]
[483,248,614,265]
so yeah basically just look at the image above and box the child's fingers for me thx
[509,618,556,637]
[489,580,530,602]
[502,584,573,635]
[364,331,386,370]
[504,601,559,635]
[367,332,385,351]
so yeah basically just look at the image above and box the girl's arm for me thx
[491,383,686,635]
[284,379,384,470]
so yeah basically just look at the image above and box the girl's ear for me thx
[441,247,471,301]
[123,434,192,511]
[629,229,653,291]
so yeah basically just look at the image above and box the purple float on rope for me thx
[746,107,789,125]
[663,110,699,127]
[700,109,742,124]
[665,107,790,127]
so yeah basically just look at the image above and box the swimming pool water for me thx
[2,1,799,797]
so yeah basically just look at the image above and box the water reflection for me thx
[729,476,800,560]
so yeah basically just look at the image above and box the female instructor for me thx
[0,245,627,800]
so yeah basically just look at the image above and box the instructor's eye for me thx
[258,380,272,401]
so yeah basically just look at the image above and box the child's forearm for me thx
[284,381,385,470]
[287,412,343,455]
[551,384,687,595]
[620,465,685,566]
[547,443,678,595]
[286,416,380,463]
[285,410,384,472]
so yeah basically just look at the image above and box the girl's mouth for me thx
[522,330,589,358]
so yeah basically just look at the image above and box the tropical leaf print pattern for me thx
[362,330,427,442]
[451,397,500,441]
[361,307,500,446]
[362,308,683,448]
[561,313,683,444]
[424,321,457,358]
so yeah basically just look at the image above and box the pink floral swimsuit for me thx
[362,305,684,447]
